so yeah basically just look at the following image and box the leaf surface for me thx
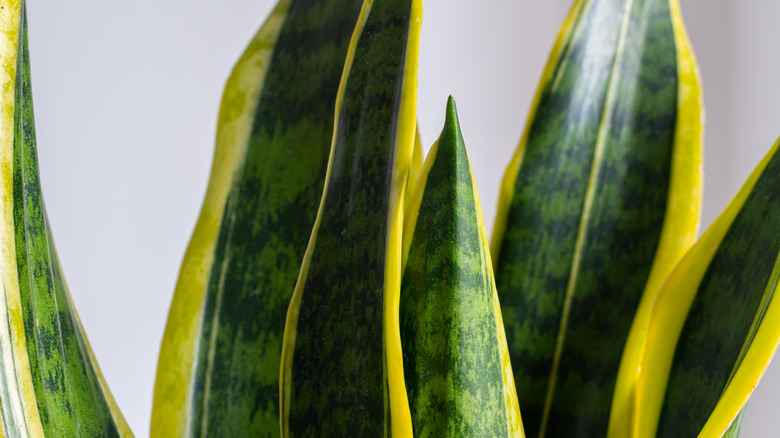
[633,138,780,438]
[279,0,422,435]
[490,0,702,436]
[151,0,364,436]
[0,2,132,437]
[400,97,523,437]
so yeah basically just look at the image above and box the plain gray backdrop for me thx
[22,0,780,435]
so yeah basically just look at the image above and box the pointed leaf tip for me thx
[439,95,466,159]
[443,95,459,130]
[446,94,457,116]
[401,95,523,437]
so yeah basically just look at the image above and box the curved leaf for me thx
[279,0,422,435]
[633,138,780,438]
[404,127,423,213]
[400,97,523,437]
[0,2,132,437]
[490,0,702,436]
[721,410,744,438]
[151,0,364,436]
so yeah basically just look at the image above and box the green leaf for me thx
[404,127,424,214]
[489,0,703,436]
[0,2,132,436]
[151,0,365,436]
[721,410,744,438]
[279,0,422,435]
[400,97,524,437]
[631,138,780,438]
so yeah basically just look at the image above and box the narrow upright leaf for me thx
[721,410,744,438]
[404,128,424,213]
[151,0,364,436]
[279,0,422,435]
[632,138,780,438]
[400,97,524,437]
[0,2,132,436]
[490,0,702,436]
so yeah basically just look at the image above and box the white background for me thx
[22,0,780,436]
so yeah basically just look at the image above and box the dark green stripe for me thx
[286,0,414,435]
[492,0,678,435]
[188,0,363,436]
[400,98,509,437]
[656,147,780,437]
[11,4,121,437]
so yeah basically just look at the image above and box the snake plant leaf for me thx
[279,0,422,434]
[721,410,744,438]
[400,97,524,437]
[0,2,132,437]
[489,0,702,436]
[151,0,364,436]
[404,127,423,213]
[631,138,780,438]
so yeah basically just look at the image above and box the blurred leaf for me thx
[490,0,702,436]
[633,138,780,438]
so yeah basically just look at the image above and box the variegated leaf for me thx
[279,0,422,435]
[0,2,132,437]
[150,0,364,436]
[490,0,703,436]
[631,139,780,437]
[400,97,524,437]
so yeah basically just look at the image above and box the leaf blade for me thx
[400,97,524,437]
[151,0,365,435]
[0,2,132,436]
[490,0,702,435]
[634,138,780,438]
[279,0,422,434]
[608,0,703,434]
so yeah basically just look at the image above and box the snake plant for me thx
[152,0,364,435]
[0,1,132,436]
[491,0,701,435]
[0,0,778,436]
[149,0,780,435]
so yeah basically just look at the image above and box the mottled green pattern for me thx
[188,0,363,436]
[286,0,413,435]
[10,5,121,437]
[656,150,780,437]
[492,0,678,435]
[400,98,509,437]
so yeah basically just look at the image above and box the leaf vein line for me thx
[538,0,635,435]
[198,206,239,438]
[551,0,591,93]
